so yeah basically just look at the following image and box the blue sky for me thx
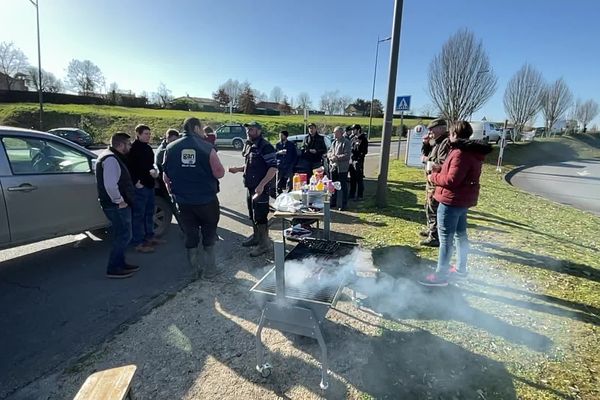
[2,0,599,125]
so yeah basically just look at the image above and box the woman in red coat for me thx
[419,121,492,287]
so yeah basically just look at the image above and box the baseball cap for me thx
[350,124,362,130]
[307,122,317,128]
[244,121,262,130]
[427,118,446,129]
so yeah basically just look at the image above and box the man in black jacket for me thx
[96,133,139,279]
[298,123,327,171]
[128,124,164,253]
[349,124,368,200]
[275,130,298,194]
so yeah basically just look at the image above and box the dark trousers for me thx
[131,186,155,246]
[178,198,220,248]
[276,168,292,195]
[425,192,440,240]
[349,160,365,199]
[330,168,349,209]
[246,187,270,224]
[103,206,132,274]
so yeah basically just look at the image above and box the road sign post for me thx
[394,95,410,159]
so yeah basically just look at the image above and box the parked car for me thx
[48,128,94,148]
[286,134,333,155]
[0,126,172,250]
[214,123,246,150]
[469,121,502,143]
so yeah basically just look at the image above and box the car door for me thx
[215,126,231,146]
[0,135,108,244]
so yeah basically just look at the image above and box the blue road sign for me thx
[395,95,411,112]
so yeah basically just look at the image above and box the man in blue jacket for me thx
[275,130,298,194]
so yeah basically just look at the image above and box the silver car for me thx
[0,126,172,250]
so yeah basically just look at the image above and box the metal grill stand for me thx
[254,240,340,390]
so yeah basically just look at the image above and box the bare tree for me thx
[66,59,105,95]
[503,64,544,136]
[297,92,312,110]
[270,86,284,103]
[575,99,599,133]
[253,90,268,103]
[420,103,437,117]
[540,78,573,136]
[216,79,245,107]
[0,42,29,90]
[152,82,172,108]
[336,95,353,115]
[428,29,497,122]
[320,90,340,115]
[27,66,62,93]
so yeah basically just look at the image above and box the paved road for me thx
[508,158,600,216]
[0,149,248,399]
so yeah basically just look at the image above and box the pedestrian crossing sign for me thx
[395,95,411,112]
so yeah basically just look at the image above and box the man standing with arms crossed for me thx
[327,126,351,211]
[229,121,278,257]
[348,124,368,201]
[95,133,139,279]
[275,130,297,194]
[421,118,451,247]
[128,124,164,253]
[163,117,225,279]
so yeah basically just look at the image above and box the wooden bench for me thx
[73,365,137,400]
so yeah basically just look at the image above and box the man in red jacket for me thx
[419,121,492,287]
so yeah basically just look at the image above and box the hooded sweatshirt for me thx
[429,139,493,207]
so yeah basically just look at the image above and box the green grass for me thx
[352,135,600,399]
[0,103,428,144]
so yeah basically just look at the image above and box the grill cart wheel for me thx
[256,363,272,378]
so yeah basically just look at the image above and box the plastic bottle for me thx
[321,176,329,192]
[309,175,317,191]
[316,179,324,191]
[293,174,301,191]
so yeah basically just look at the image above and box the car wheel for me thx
[232,139,244,150]
[153,196,173,237]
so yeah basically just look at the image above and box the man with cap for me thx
[163,117,225,279]
[275,130,298,194]
[348,124,368,201]
[421,118,451,247]
[228,121,278,257]
[299,123,327,172]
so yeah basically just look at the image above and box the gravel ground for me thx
[11,220,387,400]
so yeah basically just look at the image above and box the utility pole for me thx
[367,36,391,140]
[29,0,43,130]
[376,0,404,207]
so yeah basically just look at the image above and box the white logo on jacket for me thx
[181,149,196,167]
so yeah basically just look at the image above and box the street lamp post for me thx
[367,36,391,140]
[29,0,43,130]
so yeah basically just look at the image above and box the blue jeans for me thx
[131,186,155,246]
[436,203,469,278]
[103,206,132,273]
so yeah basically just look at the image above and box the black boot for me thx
[187,247,202,279]
[250,224,271,257]
[201,246,222,280]
[242,224,259,247]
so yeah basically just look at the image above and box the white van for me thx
[469,121,501,143]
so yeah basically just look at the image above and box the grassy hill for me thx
[0,103,427,143]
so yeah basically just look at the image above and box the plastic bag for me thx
[274,193,303,212]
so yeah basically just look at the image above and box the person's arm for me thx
[437,139,451,164]
[360,136,369,156]
[209,149,225,179]
[228,165,245,173]
[337,140,351,161]
[254,167,277,196]
[102,157,127,208]
[429,152,468,189]
[127,146,143,188]
[317,136,327,155]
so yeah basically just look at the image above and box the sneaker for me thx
[123,264,140,273]
[106,270,134,279]
[135,244,155,253]
[448,265,468,279]
[418,273,448,287]
[420,237,440,247]
[419,230,430,237]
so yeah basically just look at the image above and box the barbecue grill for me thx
[250,238,358,390]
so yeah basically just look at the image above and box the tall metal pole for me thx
[375,0,404,207]
[30,0,43,130]
[367,36,391,141]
